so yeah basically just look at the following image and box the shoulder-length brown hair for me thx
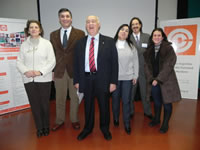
[24,20,44,37]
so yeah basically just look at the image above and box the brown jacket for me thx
[144,41,181,104]
[50,27,85,78]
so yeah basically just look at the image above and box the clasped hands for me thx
[24,70,42,78]
[152,80,158,86]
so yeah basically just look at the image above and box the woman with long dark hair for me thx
[112,24,139,134]
[144,28,181,133]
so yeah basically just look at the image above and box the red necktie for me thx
[89,37,96,72]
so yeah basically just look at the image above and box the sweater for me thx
[116,40,139,80]
[17,36,56,83]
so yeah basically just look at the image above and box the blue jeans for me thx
[112,80,132,126]
[151,85,172,113]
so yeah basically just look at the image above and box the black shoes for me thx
[77,130,112,141]
[103,131,112,140]
[125,126,131,135]
[160,125,169,133]
[43,128,50,136]
[37,128,50,138]
[37,129,43,138]
[144,113,153,120]
[130,113,134,119]
[77,131,91,141]
[113,120,119,127]
[149,120,160,127]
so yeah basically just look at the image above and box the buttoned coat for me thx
[144,41,181,104]
[73,34,118,93]
[50,27,85,78]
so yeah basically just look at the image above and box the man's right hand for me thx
[74,83,79,89]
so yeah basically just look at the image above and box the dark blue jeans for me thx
[151,84,172,113]
[112,80,132,126]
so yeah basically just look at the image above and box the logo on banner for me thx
[164,25,197,55]
[0,25,7,31]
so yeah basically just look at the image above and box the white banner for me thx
[0,18,30,115]
[160,18,200,99]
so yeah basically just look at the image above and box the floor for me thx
[0,98,199,150]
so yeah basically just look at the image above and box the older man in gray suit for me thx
[129,17,153,119]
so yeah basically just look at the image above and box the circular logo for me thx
[168,28,193,53]
[0,25,7,31]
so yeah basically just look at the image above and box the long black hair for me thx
[148,28,169,46]
[114,24,133,48]
[129,17,143,34]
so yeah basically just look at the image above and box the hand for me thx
[152,80,158,86]
[109,84,116,93]
[132,79,137,85]
[34,71,42,76]
[74,83,79,89]
[24,71,35,78]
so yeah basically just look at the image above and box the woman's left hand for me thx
[34,71,42,76]
[132,79,137,85]
[152,80,158,86]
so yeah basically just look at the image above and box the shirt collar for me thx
[133,32,140,39]
[88,33,100,41]
[61,26,72,33]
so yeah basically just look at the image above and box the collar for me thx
[88,33,100,41]
[133,32,140,39]
[61,26,72,33]
[27,36,41,44]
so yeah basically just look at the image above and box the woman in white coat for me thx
[17,20,56,138]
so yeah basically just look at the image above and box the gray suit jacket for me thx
[130,32,150,77]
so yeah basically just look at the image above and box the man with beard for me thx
[129,17,153,119]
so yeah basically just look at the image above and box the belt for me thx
[85,72,97,75]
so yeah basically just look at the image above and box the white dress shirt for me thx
[85,33,99,72]
[60,26,72,45]
[132,32,140,42]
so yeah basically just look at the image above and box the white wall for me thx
[39,0,155,39]
[0,0,38,20]
[0,0,178,36]
[158,0,178,26]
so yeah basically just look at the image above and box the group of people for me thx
[16,8,181,140]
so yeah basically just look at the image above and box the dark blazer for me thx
[144,41,181,104]
[73,34,118,93]
[50,27,85,78]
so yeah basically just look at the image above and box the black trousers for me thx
[24,81,51,130]
[83,74,110,134]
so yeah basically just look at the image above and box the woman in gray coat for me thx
[143,28,181,133]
